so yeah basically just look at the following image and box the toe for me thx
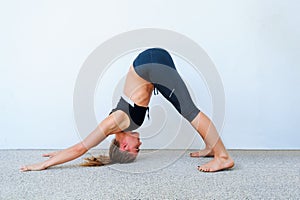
[190,152,198,157]
[20,166,27,172]
[197,166,205,172]
[197,166,211,172]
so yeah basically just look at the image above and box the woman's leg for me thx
[152,69,234,171]
[133,49,234,171]
[151,67,234,171]
[191,112,234,172]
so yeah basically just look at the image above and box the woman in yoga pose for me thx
[20,48,234,172]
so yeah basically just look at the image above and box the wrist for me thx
[43,160,50,169]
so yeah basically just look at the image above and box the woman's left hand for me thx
[42,150,60,158]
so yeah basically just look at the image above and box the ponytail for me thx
[80,155,111,166]
[80,139,137,167]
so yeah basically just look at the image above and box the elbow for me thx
[74,143,88,155]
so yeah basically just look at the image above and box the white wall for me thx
[1,0,299,149]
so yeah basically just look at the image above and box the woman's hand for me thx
[20,161,47,172]
[20,151,59,172]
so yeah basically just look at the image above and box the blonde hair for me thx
[80,139,137,167]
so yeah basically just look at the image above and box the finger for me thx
[42,154,53,158]
[20,166,28,172]
[43,152,55,157]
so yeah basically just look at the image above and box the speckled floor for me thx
[1,150,299,199]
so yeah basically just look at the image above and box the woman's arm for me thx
[20,111,129,172]
[20,142,88,171]
[20,125,107,172]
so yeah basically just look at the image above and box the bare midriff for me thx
[123,65,154,107]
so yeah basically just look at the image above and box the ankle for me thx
[204,145,213,151]
[214,151,230,159]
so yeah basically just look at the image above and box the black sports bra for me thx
[110,97,149,131]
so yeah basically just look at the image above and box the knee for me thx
[184,109,201,123]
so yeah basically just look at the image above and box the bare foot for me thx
[20,162,47,172]
[197,156,234,172]
[190,149,214,157]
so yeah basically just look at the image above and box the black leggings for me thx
[133,48,200,122]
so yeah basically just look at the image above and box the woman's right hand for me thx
[20,162,48,172]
